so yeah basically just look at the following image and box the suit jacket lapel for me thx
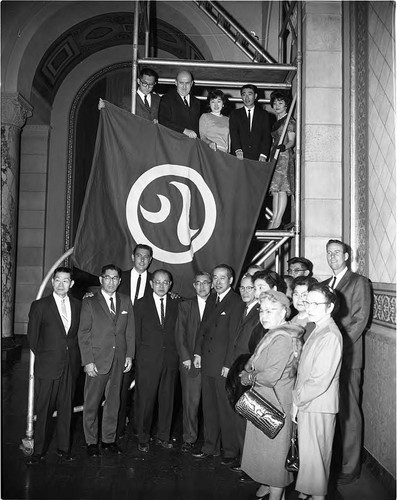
[335,269,351,291]
[49,295,66,334]
[97,292,114,322]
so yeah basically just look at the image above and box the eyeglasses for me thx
[287,268,306,275]
[194,281,211,287]
[153,280,170,286]
[140,81,155,88]
[303,301,328,308]
[292,291,308,298]
[102,275,120,282]
[239,286,254,292]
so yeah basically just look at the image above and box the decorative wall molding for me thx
[372,282,396,328]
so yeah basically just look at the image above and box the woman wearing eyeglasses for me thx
[239,290,304,500]
[292,283,343,500]
[290,276,318,337]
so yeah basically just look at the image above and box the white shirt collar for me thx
[217,288,231,302]
[137,89,151,104]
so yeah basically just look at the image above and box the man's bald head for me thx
[175,71,194,97]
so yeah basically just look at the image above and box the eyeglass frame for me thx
[303,300,329,308]
[239,286,255,292]
[102,275,120,282]
[152,280,171,286]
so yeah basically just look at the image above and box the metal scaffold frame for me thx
[133,0,302,265]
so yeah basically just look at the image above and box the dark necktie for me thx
[183,96,189,107]
[247,109,251,131]
[144,95,150,110]
[110,296,116,315]
[134,274,142,303]
[330,276,337,289]
[216,295,220,306]
[160,298,165,326]
[245,305,249,317]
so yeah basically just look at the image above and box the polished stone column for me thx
[1,93,32,344]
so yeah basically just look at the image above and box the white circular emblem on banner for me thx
[126,164,216,263]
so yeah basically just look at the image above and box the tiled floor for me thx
[2,342,395,500]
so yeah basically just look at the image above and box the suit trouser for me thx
[338,367,362,477]
[234,410,247,458]
[83,357,123,445]
[34,362,74,454]
[136,362,178,443]
[180,368,201,443]
[117,362,135,436]
[201,373,239,458]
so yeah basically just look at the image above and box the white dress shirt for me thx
[130,268,148,304]
[153,293,167,323]
[53,292,71,333]
[101,289,116,313]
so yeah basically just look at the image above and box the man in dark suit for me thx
[26,267,81,465]
[135,67,160,123]
[158,70,200,138]
[224,273,260,474]
[193,264,244,463]
[78,264,135,457]
[229,84,272,161]
[324,239,371,484]
[134,269,181,452]
[175,271,212,452]
[117,244,153,437]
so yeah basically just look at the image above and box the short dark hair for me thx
[326,239,349,254]
[212,264,234,280]
[133,244,153,258]
[152,268,172,282]
[139,67,158,81]
[53,267,73,280]
[252,270,287,294]
[194,271,211,281]
[292,275,318,291]
[288,257,313,275]
[270,90,292,110]
[240,84,258,95]
[207,89,226,103]
[308,282,337,306]
[101,264,121,278]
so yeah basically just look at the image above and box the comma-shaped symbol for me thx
[126,165,216,264]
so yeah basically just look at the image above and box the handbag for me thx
[285,422,299,472]
[235,384,285,439]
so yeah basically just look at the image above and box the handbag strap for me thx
[251,381,285,416]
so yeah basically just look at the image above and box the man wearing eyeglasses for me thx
[323,239,371,485]
[134,269,181,453]
[158,70,200,138]
[78,264,135,457]
[136,67,160,123]
[287,256,313,277]
[175,272,212,453]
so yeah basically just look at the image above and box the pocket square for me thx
[121,311,128,315]
[221,311,226,315]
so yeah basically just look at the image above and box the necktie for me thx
[245,305,249,317]
[216,295,220,306]
[183,96,189,107]
[144,95,150,110]
[60,298,69,332]
[134,274,142,303]
[247,109,251,131]
[330,276,337,289]
[160,298,165,326]
[110,296,116,315]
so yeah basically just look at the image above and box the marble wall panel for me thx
[305,88,342,124]
[304,162,342,199]
[305,51,342,87]
[304,124,342,162]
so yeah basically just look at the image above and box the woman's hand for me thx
[209,141,217,151]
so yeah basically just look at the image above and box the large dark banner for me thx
[73,101,273,297]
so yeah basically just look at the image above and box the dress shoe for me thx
[56,449,75,461]
[229,464,242,473]
[192,451,211,459]
[221,457,238,466]
[102,442,122,455]
[26,454,44,465]
[137,442,149,453]
[181,442,194,452]
[239,472,254,483]
[86,444,100,457]
[155,438,173,449]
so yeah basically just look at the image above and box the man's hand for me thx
[98,98,105,110]
[236,150,244,160]
[183,129,197,138]
[239,370,252,386]
[85,363,98,377]
[221,366,229,378]
[259,155,267,162]
[153,118,159,124]
[169,292,181,300]
[193,354,201,369]
[83,292,94,299]
[209,142,217,151]
[123,357,132,373]
[182,360,191,370]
